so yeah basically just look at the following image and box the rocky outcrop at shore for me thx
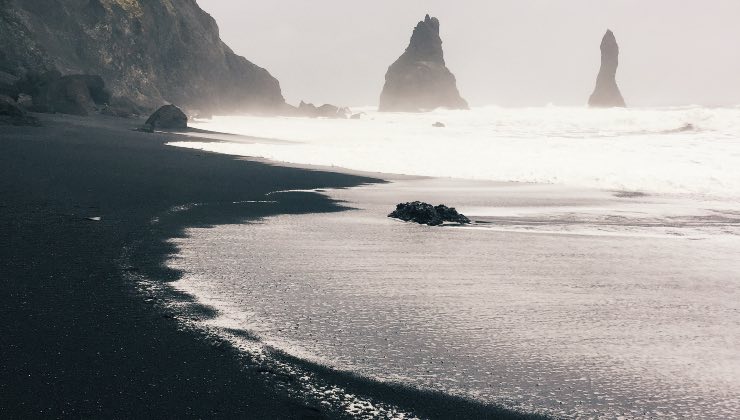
[15,72,111,116]
[389,202,471,226]
[379,15,468,112]
[0,0,285,114]
[588,30,626,108]
[294,101,351,119]
[4,70,145,117]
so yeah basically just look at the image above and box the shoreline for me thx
[165,167,740,418]
[163,137,740,241]
[0,114,546,419]
[162,120,740,417]
[180,107,740,200]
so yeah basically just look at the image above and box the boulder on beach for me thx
[379,15,468,112]
[588,30,626,108]
[389,201,471,226]
[0,95,40,126]
[142,105,188,131]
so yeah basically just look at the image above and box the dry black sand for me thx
[0,114,546,419]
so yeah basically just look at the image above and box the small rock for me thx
[389,201,471,226]
[614,191,648,199]
[663,123,696,133]
[432,121,446,128]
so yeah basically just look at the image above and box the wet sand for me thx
[168,178,740,418]
[0,114,544,419]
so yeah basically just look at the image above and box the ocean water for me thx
[177,106,740,198]
[163,107,740,418]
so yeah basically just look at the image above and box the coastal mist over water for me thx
[197,0,740,107]
[179,106,740,198]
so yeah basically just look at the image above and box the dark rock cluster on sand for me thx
[589,30,626,108]
[389,201,471,226]
[140,105,188,132]
[0,0,284,114]
[0,94,39,126]
[379,15,468,112]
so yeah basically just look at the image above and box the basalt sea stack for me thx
[379,15,468,112]
[0,0,285,114]
[588,30,626,108]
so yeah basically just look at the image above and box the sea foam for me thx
[173,105,740,198]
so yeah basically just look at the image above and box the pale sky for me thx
[197,1,740,108]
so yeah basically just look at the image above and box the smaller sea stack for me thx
[588,30,626,108]
[379,15,468,112]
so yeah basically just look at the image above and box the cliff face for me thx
[379,15,468,112]
[588,30,626,108]
[0,0,285,113]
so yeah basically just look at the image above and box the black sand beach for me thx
[0,115,545,419]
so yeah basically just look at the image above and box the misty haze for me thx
[200,0,740,107]
[1,1,739,419]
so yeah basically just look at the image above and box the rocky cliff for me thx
[588,30,626,108]
[379,15,468,112]
[0,0,285,114]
